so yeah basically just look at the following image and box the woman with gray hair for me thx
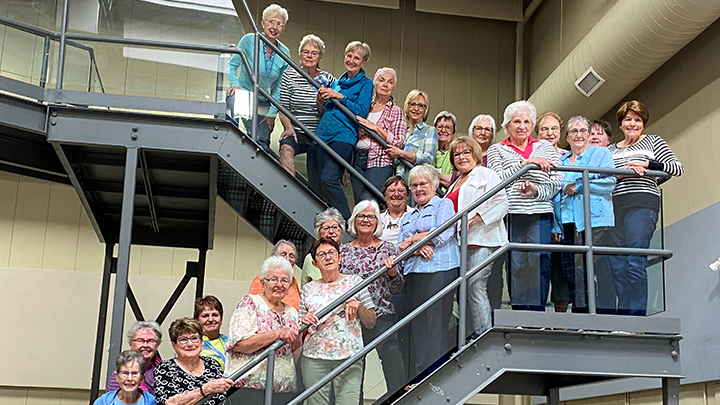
[433,110,457,187]
[95,350,156,405]
[106,321,163,394]
[225,256,301,404]
[226,4,290,153]
[468,114,497,167]
[384,164,459,378]
[340,200,405,397]
[248,239,302,309]
[279,34,335,176]
[487,101,562,311]
[301,208,346,287]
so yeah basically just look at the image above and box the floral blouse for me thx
[299,275,375,360]
[340,241,404,317]
[154,357,226,405]
[224,294,300,392]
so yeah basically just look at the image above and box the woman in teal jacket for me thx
[95,350,157,405]
[309,41,373,219]
[552,115,616,312]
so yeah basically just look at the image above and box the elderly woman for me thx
[384,164,459,377]
[468,114,497,167]
[340,199,405,395]
[590,119,613,147]
[379,175,410,245]
[249,239,302,309]
[487,101,563,311]
[351,67,407,202]
[387,90,437,177]
[154,318,233,405]
[445,137,508,335]
[225,256,301,404]
[300,238,376,405]
[552,116,616,313]
[308,41,373,219]
[278,34,335,176]
[301,208,346,287]
[95,350,156,405]
[536,111,568,157]
[106,321,163,394]
[607,100,683,316]
[226,4,290,153]
[193,296,228,369]
[433,111,458,187]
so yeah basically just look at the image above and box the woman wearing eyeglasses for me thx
[95,350,157,405]
[340,200,405,397]
[154,318,233,405]
[106,321,163,395]
[387,90,437,177]
[301,208,346,287]
[225,256,302,404]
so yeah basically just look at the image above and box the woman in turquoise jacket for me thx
[309,41,373,219]
[95,350,157,405]
[552,116,616,312]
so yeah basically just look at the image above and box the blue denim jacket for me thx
[315,70,373,145]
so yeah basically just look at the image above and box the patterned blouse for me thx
[397,122,438,177]
[224,294,300,392]
[154,357,226,405]
[299,275,375,360]
[359,100,407,168]
[340,241,404,317]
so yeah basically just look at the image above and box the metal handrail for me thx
[213,164,673,405]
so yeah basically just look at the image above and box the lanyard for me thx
[262,40,275,78]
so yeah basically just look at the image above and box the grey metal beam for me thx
[396,328,683,405]
[89,244,114,405]
[0,89,47,133]
[493,310,681,335]
[207,156,218,250]
[138,150,160,233]
[106,147,138,382]
[195,249,207,299]
[126,283,145,321]
[662,378,680,405]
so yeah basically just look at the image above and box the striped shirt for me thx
[607,134,683,210]
[360,101,407,168]
[397,122,438,176]
[279,69,335,136]
[487,139,563,215]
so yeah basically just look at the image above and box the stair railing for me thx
[212,164,674,405]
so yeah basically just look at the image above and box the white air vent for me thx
[574,67,605,97]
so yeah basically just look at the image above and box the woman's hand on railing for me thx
[624,161,648,176]
[518,180,539,198]
[202,378,234,395]
[276,325,300,343]
[415,244,434,259]
[383,256,398,276]
[226,86,240,97]
[301,312,319,327]
[522,157,555,172]
[386,145,405,159]
[357,116,387,140]
[318,87,343,102]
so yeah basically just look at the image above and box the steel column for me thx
[40,37,51,89]
[582,170,597,313]
[106,147,138,382]
[264,351,275,405]
[89,243,114,404]
[56,0,69,89]
[195,249,207,299]
[662,378,680,405]
[547,388,560,405]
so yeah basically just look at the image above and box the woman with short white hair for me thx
[106,321,163,394]
[487,101,562,311]
[468,114,497,167]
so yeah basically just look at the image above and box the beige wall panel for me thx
[277,0,309,57]
[680,383,707,405]
[92,43,128,95]
[393,1,418,100]
[470,20,499,123]
[443,16,473,129]
[566,393,625,405]
[123,57,158,98]
[138,245,174,277]
[25,388,61,405]
[232,215,274,281]
[710,381,720,405]
[205,199,237,281]
[42,184,81,271]
[171,247,199,278]
[415,12,445,122]
[155,63,188,100]
[525,0,561,95]
[331,4,364,78]
[9,178,50,269]
[73,208,105,273]
[0,386,28,405]
[416,0,521,22]
[185,67,216,102]
[306,2,338,76]
[59,389,90,405]
[361,7,392,75]
[629,389,661,405]
[0,29,39,82]
[496,21,517,121]
[0,172,19,267]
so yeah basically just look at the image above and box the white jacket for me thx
[452,166,509,247]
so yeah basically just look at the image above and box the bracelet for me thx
[199,385,206,397]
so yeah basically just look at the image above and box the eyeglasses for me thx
[315,249,338,260]
[264,19,285,28]
[539,126,561,133]
[568,128,589,135]
[277,251,295,260]
[473,126,493,134]
[409,181,431,189]
[452,149,473,159]
[436,125,453,132]
[300,49,320,57]
[357,214,377,222]
[118,370,141,379]
[131,338,158,346]
[176,335,201,345]
[320,225,340,233]
[385,187,407,195]
[408,102,427,110]
[264,277,291,286]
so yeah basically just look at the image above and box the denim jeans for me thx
[608,207,658,316]
[559,224,610,311]
[241,116,271,153]
[507,213,552,311]
[351,150,393,204]
[306,141,354,219]
[467,247,498,334]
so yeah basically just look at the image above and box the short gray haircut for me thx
[468,114,497,143]
[127,321,162,346]
[261,255,294,279]
[299,34,325,56]
[115,349,146,374]
[564,115,591,137]
[272,239,297,257]
[313,208,346,237]
[345,41,371,61]
[347,200,382,238]
[501,101,537,132]
[408,164,440,191]
[262,4,289,24]
[434,111,457,132]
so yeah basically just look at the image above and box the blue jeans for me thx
[351,150,393,204]
[307,141,354,219]
[608,207,658,316]
[241,116,271,153]
[507,213,552,311]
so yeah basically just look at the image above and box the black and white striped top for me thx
[487,140,563,215]
[607,134,683,205]
[279,69,335,136]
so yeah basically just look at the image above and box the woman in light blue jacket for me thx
[94,350,157,405]
[552,116,615,312]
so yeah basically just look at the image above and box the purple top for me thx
[106,355,161,394]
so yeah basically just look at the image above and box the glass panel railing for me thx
[0,25,48,85]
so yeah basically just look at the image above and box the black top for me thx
[154,357,227,405]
